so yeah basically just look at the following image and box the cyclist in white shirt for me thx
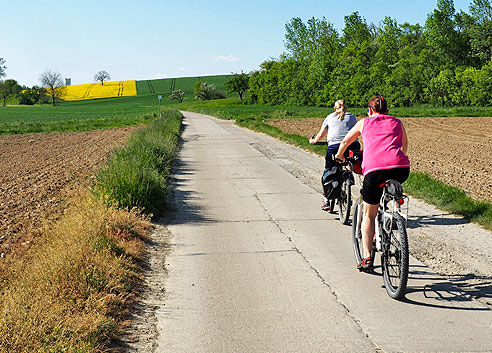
[310,99,361,211]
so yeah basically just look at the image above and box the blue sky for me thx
[2,0,472,87]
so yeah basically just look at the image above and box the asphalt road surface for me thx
[123,111,492,353]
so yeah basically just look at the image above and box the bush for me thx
[193,80,223,100]
[18,86,46,105]
[94,109,182,215]
[169,89,185,103]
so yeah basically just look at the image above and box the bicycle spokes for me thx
[382,215,409,300]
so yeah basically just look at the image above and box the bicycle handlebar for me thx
[333,150,363,166]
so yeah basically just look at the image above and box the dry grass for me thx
[0,191,152,352]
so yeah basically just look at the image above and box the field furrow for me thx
[0,127,138,278]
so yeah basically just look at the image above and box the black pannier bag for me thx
[322,165,343,199]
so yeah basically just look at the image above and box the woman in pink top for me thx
[335,96,410,270]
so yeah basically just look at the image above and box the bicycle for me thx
[312,135,362,224]
[330,150,363,225]
[351,179,409,300]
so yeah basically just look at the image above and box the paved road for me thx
[148,111,492,352]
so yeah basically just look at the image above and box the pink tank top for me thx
[361,115,410,175]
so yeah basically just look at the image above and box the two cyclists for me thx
[335,96,410,270]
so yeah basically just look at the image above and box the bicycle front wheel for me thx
[338,180,352,225]
[351,197,364,265]
[382,213,409,300]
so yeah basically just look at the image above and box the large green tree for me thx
[225,71,250,101]
[332,12,375,106]
[0,79,21,106]
[467,0,492,64]
[424,0,470,69]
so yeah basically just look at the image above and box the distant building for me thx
[65,78,71,86]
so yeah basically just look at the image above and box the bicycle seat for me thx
[384,179,403,197]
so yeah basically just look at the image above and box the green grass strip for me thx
[404,172,492,230]
[93,108,182,216]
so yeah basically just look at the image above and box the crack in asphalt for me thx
[252,192,382,352]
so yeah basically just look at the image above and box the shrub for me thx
[94,109,182,215]
[169,89,185,103]
[194,80,221,100]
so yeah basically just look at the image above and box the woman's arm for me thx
[309,126,327,145]
[334,120,364,161]
[400,122,408,155]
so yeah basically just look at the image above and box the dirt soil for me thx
[267,116,492,202]
[0,127,137,279]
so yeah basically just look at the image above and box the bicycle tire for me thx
[382,213,409,300]
[351,197,364,265]
[338,180,352,225]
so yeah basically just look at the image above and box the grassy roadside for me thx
[94,108,182,216]
[176,99,492,231]
[0,109,182,352]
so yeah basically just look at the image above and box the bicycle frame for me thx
[379,190,409,232]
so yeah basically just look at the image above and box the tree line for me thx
[0,63,112,106]
[246,0,492,107]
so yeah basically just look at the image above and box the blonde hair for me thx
[334,99,347,120]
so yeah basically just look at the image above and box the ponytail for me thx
[368,95,388,114]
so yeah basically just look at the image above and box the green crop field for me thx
[0,74,234,135]
[136,74,233,98]
[0,95,160,135]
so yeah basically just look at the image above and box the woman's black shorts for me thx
[362,167,410,205]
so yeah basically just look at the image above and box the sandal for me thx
[321,200,331,212]
[357,257,374,271]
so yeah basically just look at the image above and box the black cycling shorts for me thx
[362,167,410,205]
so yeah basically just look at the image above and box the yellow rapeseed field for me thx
[60,80,137,101]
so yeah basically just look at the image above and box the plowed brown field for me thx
[267,116,492,202]
[0,127,137,267]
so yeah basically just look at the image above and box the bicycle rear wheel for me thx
[351,197,364,265]
[338,180,352,225]
[382,213,409,300]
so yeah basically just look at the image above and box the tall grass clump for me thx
[94,109,182,215]
[0,193,152,352]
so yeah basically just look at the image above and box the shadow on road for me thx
[405,265,491,310]
[158,126,216,226]
[160,158,215,226]
[360,264,491,310]
[407,213,468,228]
